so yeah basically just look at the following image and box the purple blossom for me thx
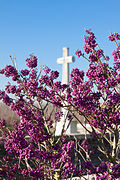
[112,163,120,178]
[21,69,29,76]
[4,65,17,77]
[26,55,37,68]
[80,139,88,152]
[0,118,6,127]
[21,169,29,177]
[70,68,84,85]
[82,161,96,174]
[84,29,96,54]
[29,69,37,79]
[112,48,120,61]
[39,74,53,86]
[0,68,5,74]
[89,53,98,62]
[89,49,103,62]
[9,85,16,94]
[75,49,83,57]
[55,110,63,122]
[96,161,107,173]
[105,56,110,61]
[2,92,12,106]
[50,70,59,79]
[43,66,51,74]
[108,33,116,41]
[108,33,120,41]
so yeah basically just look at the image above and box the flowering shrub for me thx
[0,29,120,179]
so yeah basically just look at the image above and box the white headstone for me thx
[55,47,75,136]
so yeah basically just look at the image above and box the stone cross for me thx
[57,47,75,84]
[55,47,75,136]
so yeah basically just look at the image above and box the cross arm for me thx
[57,57,64,64]
[66,56,75,63]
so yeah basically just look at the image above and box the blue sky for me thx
[0,0,120,89]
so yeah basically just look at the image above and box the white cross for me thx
[55,47,75,136]
[57,47,75,84]
[56,47,91,137]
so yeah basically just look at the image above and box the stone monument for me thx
[55,47,75,136]
[55,47,92,136]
